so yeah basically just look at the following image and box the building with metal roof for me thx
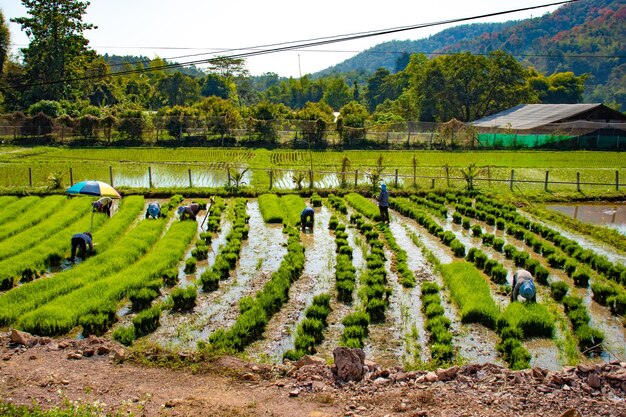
[471,104,626,149]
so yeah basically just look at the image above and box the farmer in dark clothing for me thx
[178,203,200,221]
[70,232,93,263]
[377,183,389,224]
[92,197,113,217]
[301,206,315,231]
[511,269,537,302]
[145,201,161,219]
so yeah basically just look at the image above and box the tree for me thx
[0,11,9,74]
[157,73,200,107]
[322,77,351,110]
[12,0,97,104]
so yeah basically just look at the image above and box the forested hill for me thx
[317,0,625,106]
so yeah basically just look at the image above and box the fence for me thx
[6,163,622,193]
[1,115,624,150]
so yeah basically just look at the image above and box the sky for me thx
[2,0,564,78]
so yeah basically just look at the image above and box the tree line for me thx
[0,0,590,140]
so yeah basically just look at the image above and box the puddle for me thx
[112,165,253,188]
[548,203,626,236]
[149,200,287,349]
[246,205,336,362]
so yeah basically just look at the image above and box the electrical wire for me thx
[4,0,591,88]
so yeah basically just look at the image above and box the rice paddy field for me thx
[0,190,624,371]
[0,147,624,192]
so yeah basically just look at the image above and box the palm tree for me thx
[228,167,249,190]
[460,163,482,190]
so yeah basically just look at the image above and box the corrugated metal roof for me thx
[472,103,604,129]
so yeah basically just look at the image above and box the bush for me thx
[112,325,136,346]
[170,286,197,310]
[184,257,197,274]
[550,281,569,302]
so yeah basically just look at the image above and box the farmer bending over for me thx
[92,197,113,217]
[145,201,161,219]
[511,269,537,302]
[70,232,93,263]
[178,203,200,221]
[301,206,315,231]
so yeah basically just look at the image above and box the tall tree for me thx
[0,10,9,74]
[12,0,96,103]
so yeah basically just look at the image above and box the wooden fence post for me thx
[412,156,417,187]
[226,164,231,186]
[431,178,435,189]
[509,169,514,191]
[354,170,359,188]
[394,169,398,188]
[309,170,313,189]
[109,166,114,187]
[616,170,620,191]
[577,172,581,192]
[69,167,74,186]
[544,170,549,191]
[269,170,273,190]
[188,168,193,188]
[445,165,450,188]
[487,165,491,187]
[148,166,153,188]
[29,167,32,187]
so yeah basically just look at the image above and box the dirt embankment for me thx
[1,331,625,417]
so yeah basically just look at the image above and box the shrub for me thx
[184,257,197,274]
[170,286,197,310]
[572,268,591,288]
[112,325,136,346]
[132,306,161,337]
[550,281,569,302]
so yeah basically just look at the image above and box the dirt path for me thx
[2,333,626,417]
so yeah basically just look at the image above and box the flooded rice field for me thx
[143,197,625,369]
[547,202,626,237]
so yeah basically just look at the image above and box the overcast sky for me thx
[2,0,564,78]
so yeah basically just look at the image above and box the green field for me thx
[0,146,624,192]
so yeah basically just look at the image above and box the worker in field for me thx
[300,205,315,231]
[178,203,201,221]
[70,232,93,263]
[511,269,537,302]
[377,183,389,224]
[92,197,113,217]
[145,201,161,219]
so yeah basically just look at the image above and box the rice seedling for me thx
[170,286,197,310]
[345,193,381,222]
[0,195,66,242]
[283,293,332,360]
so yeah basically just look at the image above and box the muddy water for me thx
[523,211,626,266]
[149,200,287,349]
[316,214,367,362]
[113,166,253,189]
[388,220,430,365]
[390,209,454,265]
[246,206,336,363]
[548,203,626,236]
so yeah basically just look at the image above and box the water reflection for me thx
[547,203,626,236]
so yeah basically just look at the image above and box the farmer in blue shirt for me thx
[145,201,161,219]
[377,183,389,224]
[511,269,537,302]
[301,206,315,231]
[70,232,93,263]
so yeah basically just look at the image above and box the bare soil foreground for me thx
[1,332,626,417]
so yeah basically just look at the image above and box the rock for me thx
[96,346,110,355]
[424,372,438,383]
[532,368,544,380]
[113,348,126,362]
[38,337,52,345]
[289,389,300,397]
[28,355,37,360]
[560,409,583,417]
[164,399,183,408]
[606,369,626,382]
[61,379,70,385]
[274,380,286,387]
[242,373,256,381]
[364,359,379,371]
[67,352,83,360]
[294,355,326,369]
[2,354,12,361]
[332,347,365,382]
[436,366,458,381]
[251,365,260,372]
[83,348,95,357]
[374,377,389,385]
[58,341,69,349]
[577,364,595,374]
[391,372,408,382]
[10,329,37,347]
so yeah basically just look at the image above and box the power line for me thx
[6,0,584,88]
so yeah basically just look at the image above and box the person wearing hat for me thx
[70,232,93,263]
[300,205,315,231]
[145,201,161,219]
[511,269,537,302]
[377,183,389,224]
[92,197,113,217]
[178,203,200,221]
